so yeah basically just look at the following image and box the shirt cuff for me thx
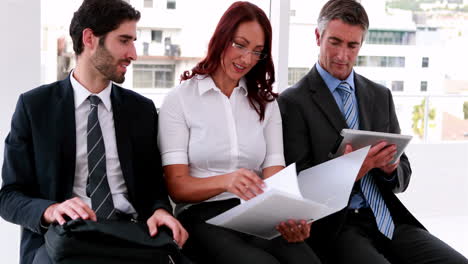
[382,169,397,182]
[40,218,50,231]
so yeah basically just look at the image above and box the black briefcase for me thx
[44,218,192,264]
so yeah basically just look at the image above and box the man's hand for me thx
[147,209,188,247]
[42,197,97,225]
[276,219,311,243]
[345,142,398,181]
[380,159,400,175]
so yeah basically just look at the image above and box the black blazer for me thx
[278,65,424,259]
[0,77,171,264]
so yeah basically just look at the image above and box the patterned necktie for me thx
[337,82,395,239]
[86,95,116,220]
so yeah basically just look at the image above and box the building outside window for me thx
[144,0,153,8]
[133,64,175,89]
[391,80,404,91]
[356,56,405,67]
[421,81,428,91]
[167,0,176,9]
[151,30,162,43]
[288,67,309,86]
[422,57,429,68]
[366,30,416,45]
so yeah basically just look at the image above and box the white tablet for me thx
[332,129,412,164]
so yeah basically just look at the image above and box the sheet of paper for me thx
[240,163,300,204]
[263,163,301,196]
[207,189,327,239]
[298,146,370,211]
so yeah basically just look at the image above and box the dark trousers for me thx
[330,208,468,264]
[179,199,321,264]
[32,244,52,264]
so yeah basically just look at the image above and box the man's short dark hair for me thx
[69,0,141,55]
[318,0,369,40]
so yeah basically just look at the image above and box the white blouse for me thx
[158,75,285,212]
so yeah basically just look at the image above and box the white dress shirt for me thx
[158,75,285,214]
[70,72,136,216]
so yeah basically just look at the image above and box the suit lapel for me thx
[55,77,76,199]
[354,74,374,131]
[307,66,348,134]
[111,85,135,199]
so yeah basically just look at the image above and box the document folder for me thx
[206,146,370,239]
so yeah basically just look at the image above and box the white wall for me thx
[0,0,41,262]
[400,143,468,257]
[403,143,468,219]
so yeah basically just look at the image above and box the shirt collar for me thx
[197,75,248,96]
[70,70,113,111]
[316,61,355,93]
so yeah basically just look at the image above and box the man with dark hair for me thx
[0,0,187,263]
[279,0,468,263]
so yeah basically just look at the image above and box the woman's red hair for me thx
[181,1,276,121]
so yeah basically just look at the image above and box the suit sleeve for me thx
[278,94,313,173]
[149,102,173,215]
[0,95,56,234]
[373,89,411,193]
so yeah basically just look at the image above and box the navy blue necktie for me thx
[86,95,116,220]
[337,82,395,239]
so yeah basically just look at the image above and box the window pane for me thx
[153,65,175,88]
[392,81,404,91]
[39,0,270,107]
[167,0,176,9]
[390,95,468,142]
[144,0,153,8]
[420,81,428,92]
[422,57,429,68]
[366,30,416,45]
[355,56,405,67]
[133,70,153,88]
[133,64,175,89]
[151,30,162,43]
[392,96,430,141]
[287,0,468,143]
[425,96,468,141]
[288,67,309,86]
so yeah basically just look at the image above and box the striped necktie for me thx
[86,95,116,220]
[337,82,395,239]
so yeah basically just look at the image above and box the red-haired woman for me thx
[158,2,321,263]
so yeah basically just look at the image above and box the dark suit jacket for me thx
[0,77,171,264]
[278,65,424,260]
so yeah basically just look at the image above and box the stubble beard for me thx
[92,44,126,84]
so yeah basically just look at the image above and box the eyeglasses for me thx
[231,41,267,60]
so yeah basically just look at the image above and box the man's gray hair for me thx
[317,0,369,41]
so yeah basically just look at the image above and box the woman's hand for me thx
[276,219,311,243]
[223,168,266,201]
